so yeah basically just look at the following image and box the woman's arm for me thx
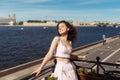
[32,36,59,76]
[70,54,78,59]
[71,54,87,59]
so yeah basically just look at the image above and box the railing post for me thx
[53,59,56,72]
[96,56,100,74]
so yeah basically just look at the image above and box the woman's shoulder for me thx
[54,36,60,40]
[52,36,60,42]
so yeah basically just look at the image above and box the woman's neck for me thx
[61,35,68,41]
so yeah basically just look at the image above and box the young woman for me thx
[32,20,87,80]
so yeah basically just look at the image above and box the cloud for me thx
[3,7,118,22]
[14,8,120,21]
[22,0,53,3]
[0,0,120,22]
[0,0,53,3]
[75,0,108,5]
[107,8,120,12]
[14,9,109,18]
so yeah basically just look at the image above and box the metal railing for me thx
[18,65,55,80]
[19,57,120,80]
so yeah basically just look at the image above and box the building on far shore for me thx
[0,14,16,25]
[23,20,120,27]
[23,21,57,26]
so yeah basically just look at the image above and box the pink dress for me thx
[54,39,78,80]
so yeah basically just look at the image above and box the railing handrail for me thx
[0,58,44,77]
[17,65,55,80]
[73,58,120,67]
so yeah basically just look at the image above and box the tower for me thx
[8,14,16,25]
[8,14,16,19]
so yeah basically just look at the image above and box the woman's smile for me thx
[58,23,69,35]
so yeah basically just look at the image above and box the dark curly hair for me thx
[56,20,77,43]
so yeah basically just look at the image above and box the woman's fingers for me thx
[31,70,41,76]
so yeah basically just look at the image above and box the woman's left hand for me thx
[82,55,87,59]
[78,55,87,59]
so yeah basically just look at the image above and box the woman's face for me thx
[58,22,69,35]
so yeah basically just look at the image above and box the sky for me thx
[0,0,120,22]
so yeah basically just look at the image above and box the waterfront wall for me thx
[23,21,57,26]
[22,21,120,27]
[23,21,96,26]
